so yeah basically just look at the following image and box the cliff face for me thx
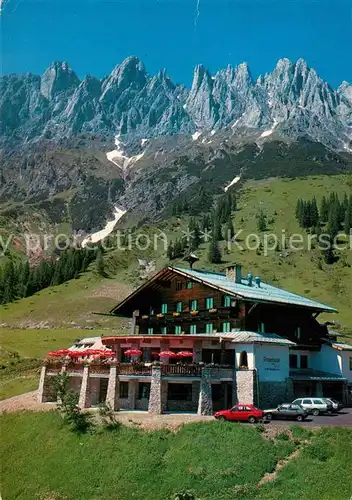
[1,57,351,151]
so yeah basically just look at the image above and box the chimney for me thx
[247,273,253,286]
[255,276,261,288]
[226,264,242,283]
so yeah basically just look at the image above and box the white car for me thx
[292,397,333,416]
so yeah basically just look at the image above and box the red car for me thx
[214,404,264,423]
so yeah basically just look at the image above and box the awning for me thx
[290,369,347,381]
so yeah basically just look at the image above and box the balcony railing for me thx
[161,364,202,377]
[118,363,152,376]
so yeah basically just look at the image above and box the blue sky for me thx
[1,0,351,88]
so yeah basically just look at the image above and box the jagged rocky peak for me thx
[40,61,80,100]
[191,64,214,91]
[102,56,146,93]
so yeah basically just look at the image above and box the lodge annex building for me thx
[39,265,352,413]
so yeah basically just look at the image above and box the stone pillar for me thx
[148,365,166,414]
[235,370,255,405]
[197,367,213,415]
[106,364,120,411]
[128,380,138,410]
[37,365,48,403]
[78,365,91,409]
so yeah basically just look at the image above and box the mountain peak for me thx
[40,61,79,100]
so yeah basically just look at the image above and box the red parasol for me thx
[47,351,62,357]
[159,350,177,358]
[124,349,142,356]
[176,351,193,358]
[56,349,70,355]
[98,350,116,358]
[67,351,84,358]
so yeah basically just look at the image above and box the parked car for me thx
[264,404,308,422]
[214,404,264,423]
[292,397,333,416]
[322,398,344,412]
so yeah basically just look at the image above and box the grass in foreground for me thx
[1,412,351,500]
[0,413,294,500]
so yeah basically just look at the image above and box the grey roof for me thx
[330,342,352,351]
[173,267,337,313]
[290,369,346,381]
[214,331,296,346]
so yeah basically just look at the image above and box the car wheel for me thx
[248,416,257,424]
[266,413,273,421]
[296,415,304,422]
[217,416,227,422]
[312,409,320,416]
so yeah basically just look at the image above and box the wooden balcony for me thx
[118,363,152,376]
[161,364,202,377]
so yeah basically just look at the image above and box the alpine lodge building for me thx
[38,265,352,413]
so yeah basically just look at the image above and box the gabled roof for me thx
[172,267,337,313]
[111,266,337,314]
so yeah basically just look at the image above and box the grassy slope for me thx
[1,173,351,400]
[1,412,351,500]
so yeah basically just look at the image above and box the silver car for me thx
[292,397,333,416]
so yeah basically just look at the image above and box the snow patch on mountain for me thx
[192,131,202,141]
[82,207,127,247]
[224,175,241,192]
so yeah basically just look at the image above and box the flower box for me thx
[142,315,149,319]
[157,313,164,318]
[173,312,180,317]
[190,310,199,316]
[209,308,217,313]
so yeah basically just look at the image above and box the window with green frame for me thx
[161,326,167,335]
[258,322,265,333]
[186,281,193,289]
[222,322,231,333]
[205,297,214,309]
[161,303,168,314]
[205,323,213,334]
[190,324,197,334]
[147,327,154,334]
[190,299,198,311]
[175,325,182,335]
[176,301,182,312]
[223,295,231,307]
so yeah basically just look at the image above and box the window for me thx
[313,399,323,405]
[190,299,198,311]
[300,355,308,369]
[176,281,183,291]
[205,297,214,309]
[175,325,182,335]
[147,327,154,335]
[289,354,298,368]
[168,383,192,401]
[205,323,213,334]
[239,351,248,368]
[222,322,231,333]
[190,324,197,334]
[120,382,129,399]
[223,295,231,307]
[149,307,154,315]
[258,322,265,333]
[176,301,182,312]
[161,326,167,335]
[186,281,193,289]
[302,399,312,405]
[138,382,151,400]
[161,303,168,314]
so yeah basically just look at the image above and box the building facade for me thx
[38,265,352,413]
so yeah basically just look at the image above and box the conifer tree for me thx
[208,240,222,264]
[257,210,267,232]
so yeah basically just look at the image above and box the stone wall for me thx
[236,370,256,405]
[148,366,167,414]
[258,379,294,409]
